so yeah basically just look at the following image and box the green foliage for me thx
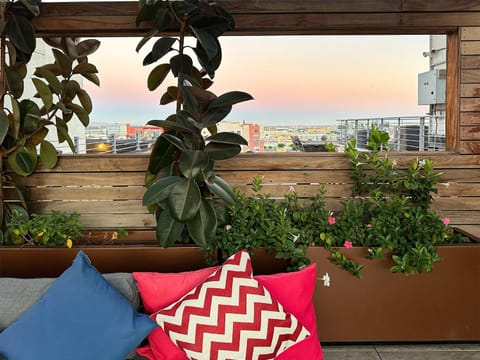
[6,209,83,247]
[137,0,253,247]
[325,126,470,275]
[204,176,310,271]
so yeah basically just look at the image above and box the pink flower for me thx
[289,185,296,193]
[343,240,353,248]
[225,225,232,231]
[327,216,336,225]
[443,217,450,226]
[367,224,372,228]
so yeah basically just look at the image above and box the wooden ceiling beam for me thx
[32,1,480,37]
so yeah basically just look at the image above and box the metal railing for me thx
[336,116,446,151]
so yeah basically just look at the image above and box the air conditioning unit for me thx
[418,69,446,105]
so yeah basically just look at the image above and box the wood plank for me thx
[435,182,480,196]
[460,83,480,97]
[434,211,480,225]
[405,1,480,12]
[461,27,480,41]
[460,98,480,111]
[460,126,480,140]
[5,186,145,201]
[79,214,156,228]
[34,155,149,172]
[460,140,480,153]
[455,225,480,241]
[461,69,480,83]
[78,230,157,245]
[16,172,146,186]
[439,169,480,182]
[235,184,352,198]
[432,197,480,211]
[460,112,480,125]
[447,31,460,151]
[30,200,148,214]
[461,55,480,69]
[462,41,480,55]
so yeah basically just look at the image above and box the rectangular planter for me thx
[307,245,480,342]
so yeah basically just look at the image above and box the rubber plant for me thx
[137,0,253,247]
[0,0,101,244]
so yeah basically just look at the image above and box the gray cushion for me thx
[0,273,140,331]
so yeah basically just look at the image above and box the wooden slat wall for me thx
[5,153,480,243]
[460,27,480,153]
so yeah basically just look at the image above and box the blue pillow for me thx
[0,251,156,360]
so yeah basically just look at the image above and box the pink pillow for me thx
[134,263,322,360]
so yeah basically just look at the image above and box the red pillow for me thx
[134,261,322,360]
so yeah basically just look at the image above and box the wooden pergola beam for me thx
[33,0,480,37]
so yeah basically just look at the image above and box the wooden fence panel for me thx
[4,153,479,243]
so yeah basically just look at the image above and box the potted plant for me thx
[0,0,101,243]
[136,0,253,247]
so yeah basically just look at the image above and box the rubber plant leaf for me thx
[187,199,217,247]
[168,178,201,221]
[156,209,185,247]
[205,142,241,160]
[205,175,235,205]
[179,150,209,178]
[40,140,58,168]
[207,132,248,146]
[148,63,171,91]
[143,176,182,206]
[5,13,36,55]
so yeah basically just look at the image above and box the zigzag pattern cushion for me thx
[152,250,310,360]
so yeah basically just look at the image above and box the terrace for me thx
[0,0,479,358]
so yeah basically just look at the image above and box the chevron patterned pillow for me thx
[151,250,310,360]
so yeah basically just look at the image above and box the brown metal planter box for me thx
[307,245,480,343]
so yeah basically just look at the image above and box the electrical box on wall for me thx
[418,69,446,105]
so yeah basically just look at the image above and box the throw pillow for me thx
[151,250,310,360]
[135,263,322,360]
[0,272,141,330]
[0,250,156,360]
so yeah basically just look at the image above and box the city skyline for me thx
[84,35,431,127]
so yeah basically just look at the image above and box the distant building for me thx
[242,122,264,152]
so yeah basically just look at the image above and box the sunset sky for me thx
[83,35,431,126]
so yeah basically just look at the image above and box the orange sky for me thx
[85,35,430,126]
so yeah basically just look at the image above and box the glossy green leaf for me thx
[19,0,40,16]
[40,140,58,168]
[194,39,221,78]
[154,7,175,32]
[160,90,176,105]
[77,90,93,114]
[34,67,62,94]
[5,13,36,55]
[10,98,21,138]
[32,78,53,109]
[72,63,98,75]
[5,41,17,65]
[207,132,248,146]
[171,1,197,16]
[136,3,156,26]
[170,54,193,77]
[205,142,241,160]
[81,72,100,86]
[63,79,81,102]
[179,150,209,178]
[56,117,76,153]
[208,91,253,109]
[8,146,37,176]
[156,209,184,247]
[5,65,24,99]
[148,63,171,91]
[206,175,235,205]
[169,178,201,221]
[162,133,187,151]
[187,199,217,247]
[136,29,159,53]
[76,39,101,57]
[143,37,176,66]
[147,120,192,133]
[191,15,232,37]
[0,110,9,145]
[180,84,199,116]
[190,26,218,60]
[28,127,49,146]
[66,103,89,126]
[143,176,181,206]
[63,38,78,59]
[52,48,72,78]
[148,134,176,174]
[19,99,41,133]
[202,105,232,125]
